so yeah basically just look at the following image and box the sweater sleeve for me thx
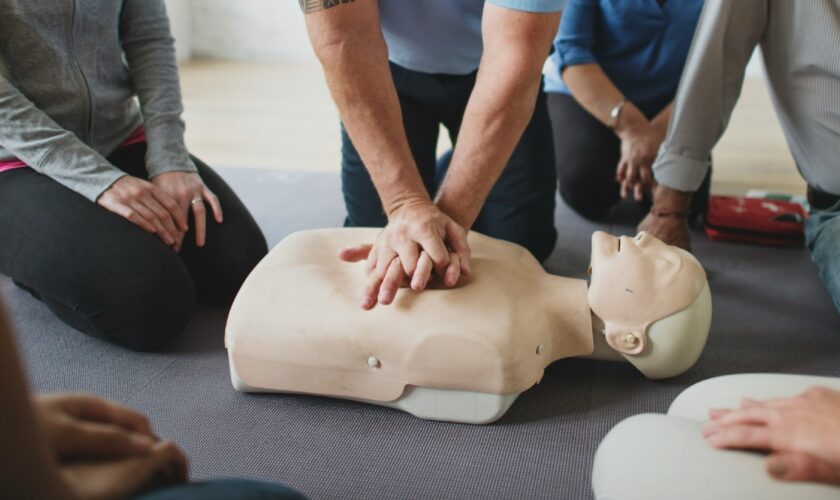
[0,75,125,201]
[119,0,197,179]
[653,0,768,192]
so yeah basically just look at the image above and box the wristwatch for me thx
[609,99,627,129]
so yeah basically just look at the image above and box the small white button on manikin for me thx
[367,356,380,368]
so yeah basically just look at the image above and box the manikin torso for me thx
[226,228,711,424]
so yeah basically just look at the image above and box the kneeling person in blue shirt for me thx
[544,0,708,226]
[301,0,564,310]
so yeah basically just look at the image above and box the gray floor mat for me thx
[3,168,839,499]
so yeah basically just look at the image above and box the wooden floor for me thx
[179,60,805,196]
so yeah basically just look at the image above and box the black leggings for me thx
[547,92,710,221]
[0,143,267,351]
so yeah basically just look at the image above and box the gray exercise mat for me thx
[4,168,840,499]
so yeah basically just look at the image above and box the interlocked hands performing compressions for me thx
[338,199,472,310]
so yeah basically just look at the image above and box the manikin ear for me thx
[616,283,713,380]
[605,326,646,356]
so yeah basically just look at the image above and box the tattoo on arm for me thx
[299,0,355,14]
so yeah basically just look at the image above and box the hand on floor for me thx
[340,199,470,309]
[704,386,840,486]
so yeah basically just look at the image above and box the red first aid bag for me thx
[704,196,807,246]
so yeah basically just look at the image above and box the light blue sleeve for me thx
[555,0,598,71]
[487,0,567,13]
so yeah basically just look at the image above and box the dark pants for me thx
[137,479,305,500]
[547,92,711,221]
[0,143,268,351]
[341,63,558,263]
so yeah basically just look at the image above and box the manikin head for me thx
[588,231,712,379]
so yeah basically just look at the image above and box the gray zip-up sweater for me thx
[0,0,196,202]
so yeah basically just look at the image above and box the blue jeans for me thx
[136,479,305,500]
[805,201,840,314]
[340,63,558,263]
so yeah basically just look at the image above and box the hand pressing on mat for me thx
[33,393,188,499]
[340,199,471,310]
[704,386,840,486]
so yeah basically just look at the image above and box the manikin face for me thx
[587,231,707,355]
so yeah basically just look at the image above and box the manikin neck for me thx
[539,274,596,360]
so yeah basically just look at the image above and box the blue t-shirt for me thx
[544,0,704,116]
[380,0,567,75]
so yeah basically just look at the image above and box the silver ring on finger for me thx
[190,197,204,206]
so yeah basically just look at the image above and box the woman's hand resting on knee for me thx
[704,386,840,485]
[97,176,188,251]
[152,172,223,249]
[34,393,188,499]
[98,173,223,252]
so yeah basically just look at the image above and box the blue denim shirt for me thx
[544,0,703,116]
[380,0,567,75]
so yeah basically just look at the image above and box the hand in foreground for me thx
[35,393,189,499]
[615,105,662,201]
[339,200,471,309]
[152,172,223,249]
[34,393,156,460]
[62,440,188,500]
[98,176,187,251]
[704,386,840,485]
[637,185,694,251]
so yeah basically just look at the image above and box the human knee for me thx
[214,226,268,305]
[559,179,614,221]
[104,264,196,351]
[482,218,557,263]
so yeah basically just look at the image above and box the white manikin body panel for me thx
[226,229,713,424]
[226,228,593,424]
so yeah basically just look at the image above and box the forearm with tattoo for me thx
[299,0,355,14]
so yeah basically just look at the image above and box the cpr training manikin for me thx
[225,229,712,424]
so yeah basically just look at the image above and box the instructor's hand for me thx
[152,172,223,249]
[98,176,186,251]
[343,199,471,309]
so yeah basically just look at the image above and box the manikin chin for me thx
[225,229,712,424]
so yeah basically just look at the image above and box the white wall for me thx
[189,0,316,62]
